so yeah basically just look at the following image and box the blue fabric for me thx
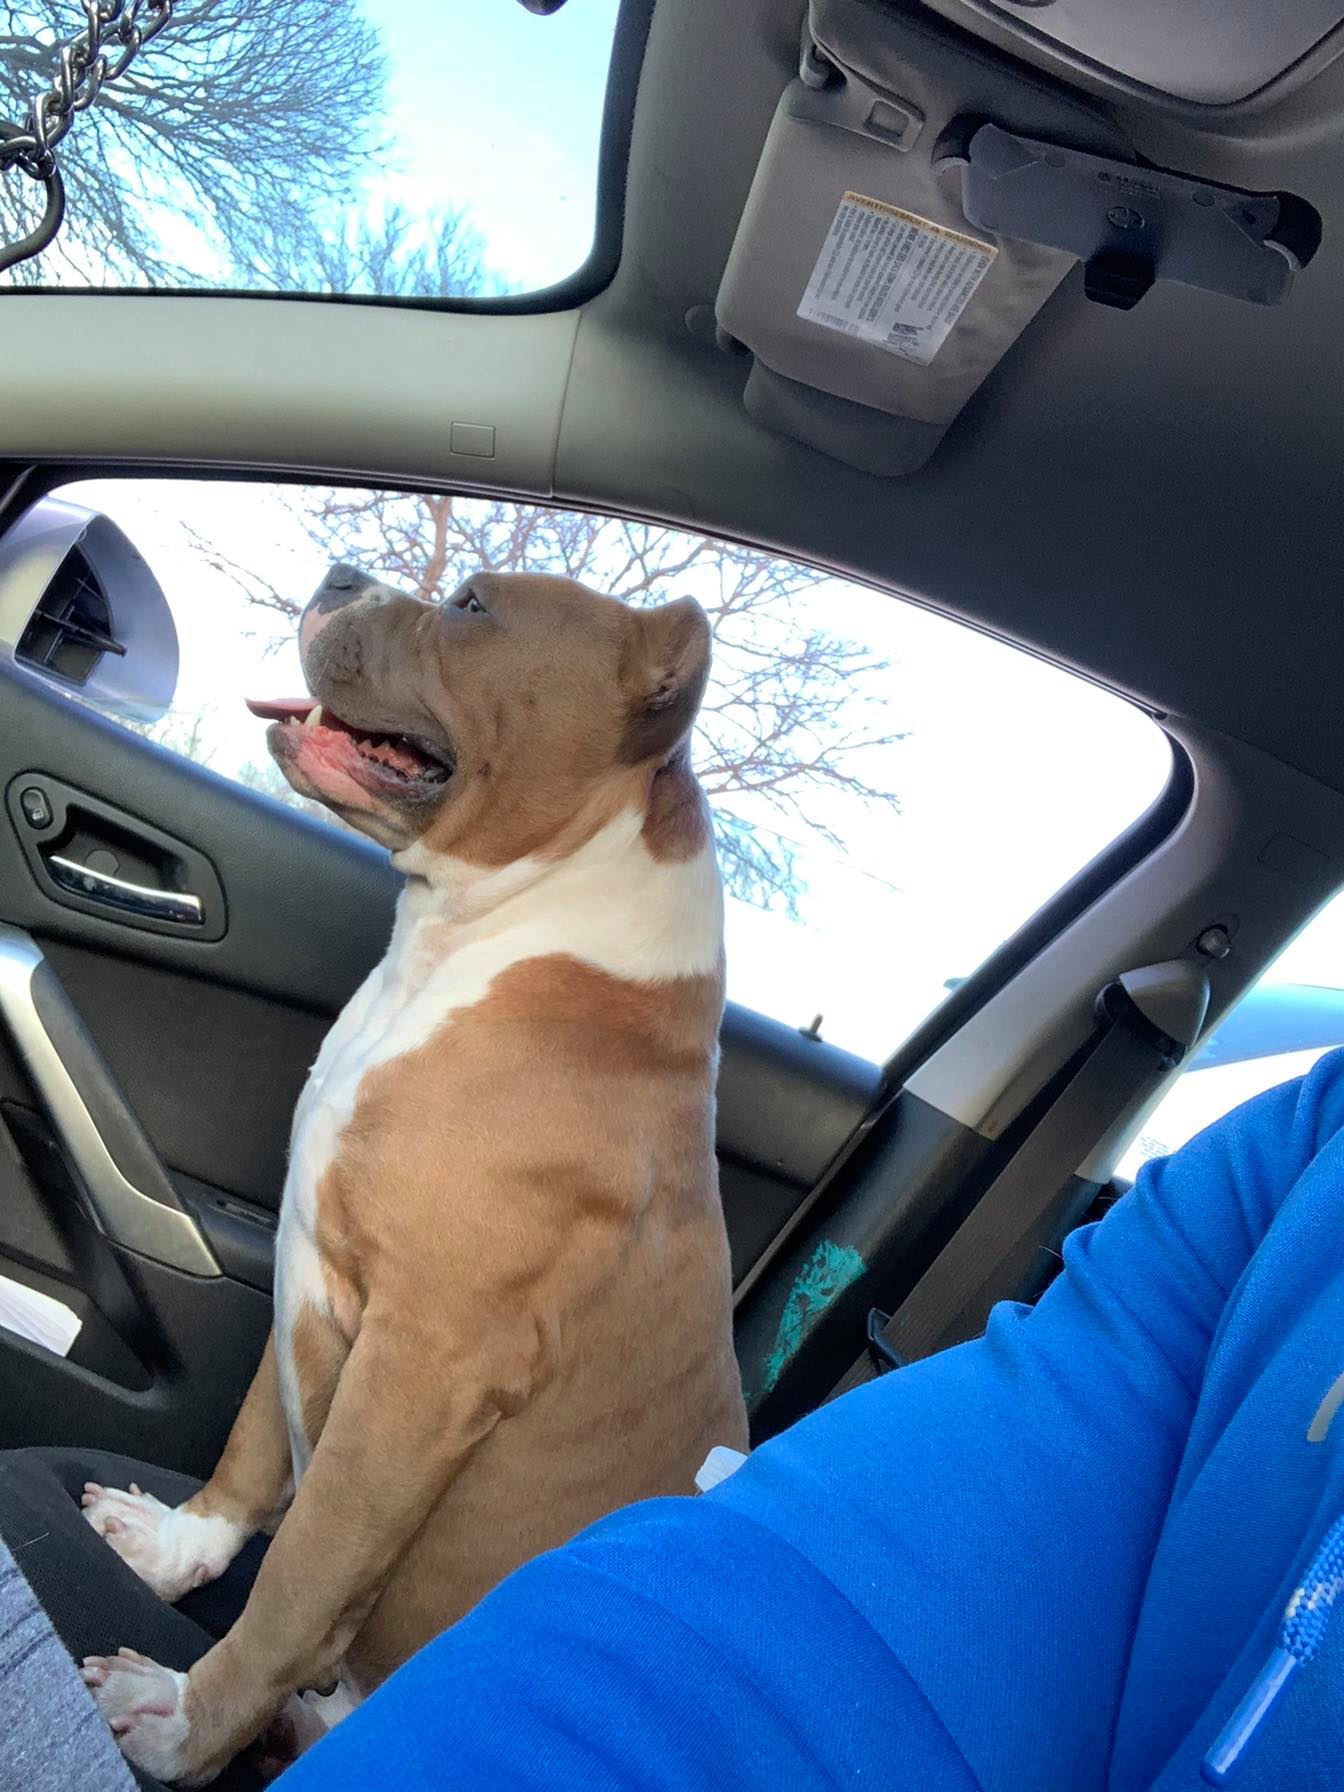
[282,1052,1344,1792]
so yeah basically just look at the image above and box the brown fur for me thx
[643,749,712,862]
[291,572,714,867]
[181,1337,290,1535]
[332,952,738,1686]
[177,947,743,1767]
[289,1305,348,1452]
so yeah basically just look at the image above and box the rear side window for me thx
[1119,890,1344,1179]
[44,478,1171,1062]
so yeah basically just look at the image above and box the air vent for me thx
[15,547,126,687]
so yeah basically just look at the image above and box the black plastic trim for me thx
[717,1005,881,1188]
[0,0,656,320]
[178,1174,276,1295]
[25,960,186,1221]
[0,661,398,1014]
[0,1240,271,1476]
[4,1096,276,1296]
[6,771,228,942]
[736,1092,1005,1438]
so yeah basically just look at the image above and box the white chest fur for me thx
[271,809,722,1475]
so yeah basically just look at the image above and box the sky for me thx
[359,0,622,293]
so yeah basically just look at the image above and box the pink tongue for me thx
[246,696,313,722]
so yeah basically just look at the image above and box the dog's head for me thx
[250,566,711,863]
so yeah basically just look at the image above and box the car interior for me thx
[0,0,1341,1674]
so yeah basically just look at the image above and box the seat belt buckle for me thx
[866,1307,905,1375]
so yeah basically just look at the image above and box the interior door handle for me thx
[5,773,227,942]
[43,854,204,927]
[0,925,220,1277]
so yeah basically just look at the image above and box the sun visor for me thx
[715,0,1134,475]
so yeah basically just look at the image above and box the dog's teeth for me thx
[304,706,323,728]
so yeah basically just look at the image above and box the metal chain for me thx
[1,0,174,180]
[0,0,174,273]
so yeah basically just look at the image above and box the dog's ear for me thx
[620,596,712,764]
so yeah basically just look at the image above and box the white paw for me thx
[80,1482,239,1603]
[81,1648,199,1784]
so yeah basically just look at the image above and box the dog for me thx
[79,565,748,1784]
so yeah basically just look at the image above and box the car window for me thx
[43,477,1171,1062]
[0,1,622,301]
[1118,890,1344,1180]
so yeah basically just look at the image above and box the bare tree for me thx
[0,0,391,290]
[123,703,218,765]
[297,201,495,302]
[197,491,905,913]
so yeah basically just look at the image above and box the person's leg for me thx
[0,1530,134,1792]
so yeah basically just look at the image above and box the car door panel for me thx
[29,940,329,1205]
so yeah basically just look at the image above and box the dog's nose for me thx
[312,563,376,612]
[299,564,379,663]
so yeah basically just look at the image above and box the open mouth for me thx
[246,696,454,796]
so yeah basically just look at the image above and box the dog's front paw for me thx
[81,1483,234,1603]
[81,1648,208,1785]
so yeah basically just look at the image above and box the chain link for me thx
[2,0,174,182]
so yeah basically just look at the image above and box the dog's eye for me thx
[455,589,486,616]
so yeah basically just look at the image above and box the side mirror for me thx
[0,496,179,723]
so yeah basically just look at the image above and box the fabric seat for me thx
[0,1448,268,1792]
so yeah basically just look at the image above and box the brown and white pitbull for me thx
[79,565,748,1784]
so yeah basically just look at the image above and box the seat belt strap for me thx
[830,963,1208,1400]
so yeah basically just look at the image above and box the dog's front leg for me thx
[82,1331,293,1603]
[82,1311,537,1784]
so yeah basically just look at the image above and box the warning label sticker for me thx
[798,192,997,367]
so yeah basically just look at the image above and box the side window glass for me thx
[37,478,1170,1062]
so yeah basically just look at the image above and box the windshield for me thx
[0,0,623,302]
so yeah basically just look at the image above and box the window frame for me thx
[3,458,1191,1079]
[0,0,655,318]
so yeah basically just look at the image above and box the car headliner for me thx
[1,0,1341,798]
